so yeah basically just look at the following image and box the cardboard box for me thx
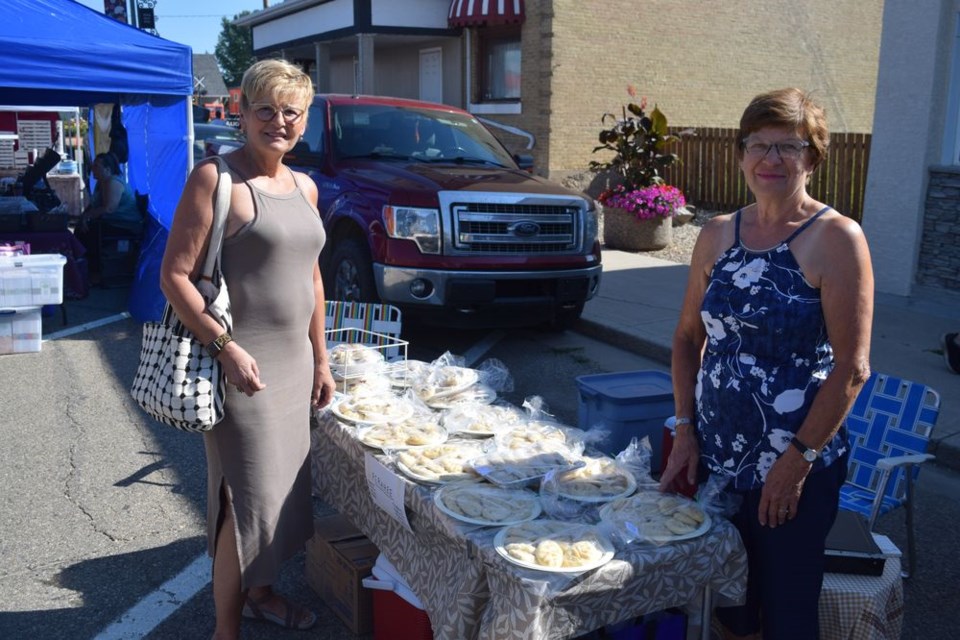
[305,513,379,635]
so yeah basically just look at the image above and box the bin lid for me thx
[575,370,673,401]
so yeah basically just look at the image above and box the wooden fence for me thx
[661,128,872,223]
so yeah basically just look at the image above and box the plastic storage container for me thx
[0,254,66,307]
[362,554,433,640]
[0,306,42,354]
[575,370,674,470]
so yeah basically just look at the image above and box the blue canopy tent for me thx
[0,0,194,321]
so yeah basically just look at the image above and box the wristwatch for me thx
[205,332,233,358]
[790,436,819,463]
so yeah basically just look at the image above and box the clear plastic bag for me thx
[538,455,637,521]
[441,402,527,437]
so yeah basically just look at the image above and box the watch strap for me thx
[205,332,233,358]
[790,436,818,461]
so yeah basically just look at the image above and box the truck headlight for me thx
[585,203,599,248]
[383,205,441,254]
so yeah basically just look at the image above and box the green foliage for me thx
[589,90,690,190]
[215,11,255,88]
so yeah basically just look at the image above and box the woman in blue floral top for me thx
[659,88,874,640]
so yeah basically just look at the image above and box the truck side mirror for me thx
[513,153,534,172]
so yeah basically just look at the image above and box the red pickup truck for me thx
[285,94,602,328]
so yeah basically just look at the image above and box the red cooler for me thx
[362,554,433,640]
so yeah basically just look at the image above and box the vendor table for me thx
[0,230,87,299]
[820,555,904,640]
[310,414,749,640]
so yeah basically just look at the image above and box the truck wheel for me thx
[329,238,378,302]
[546,302,585,332]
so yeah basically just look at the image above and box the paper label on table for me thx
[365,452,412,532]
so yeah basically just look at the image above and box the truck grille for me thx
[452,203,579,254]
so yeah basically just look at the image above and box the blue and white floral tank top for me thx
[696,207,847,490]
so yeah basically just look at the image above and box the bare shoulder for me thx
[186,157,222,191]
[291,168,319,203]
[805,209,869,261]
[690,211,736,274]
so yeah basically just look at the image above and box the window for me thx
[479,28,521,102]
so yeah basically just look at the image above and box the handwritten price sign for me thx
[364,452,412,532]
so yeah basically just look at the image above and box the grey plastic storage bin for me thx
[575,370,674,471]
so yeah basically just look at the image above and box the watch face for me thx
[803,449,817,463]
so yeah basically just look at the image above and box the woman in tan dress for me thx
[160,59,335,639]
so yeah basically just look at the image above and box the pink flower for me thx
[599,184,686,220]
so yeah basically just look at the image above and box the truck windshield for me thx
[330,104,516,167]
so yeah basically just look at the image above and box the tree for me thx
[215,11,255,88]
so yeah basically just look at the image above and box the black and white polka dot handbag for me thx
[130,303,226,431]
[130,158,233,432]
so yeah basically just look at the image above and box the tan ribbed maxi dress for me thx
[203,170,324,589]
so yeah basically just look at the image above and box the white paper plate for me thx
[426,384,497,409]
[433,484,541,526]
[598,494,712,543]
[356,421,447,451]
[393,441,485,484]
[330,397,415,425]
[441,404,527,437]
[386,360,431,387]
[494,520,615,573]
[417,367,480,399]
[329,345,386,380]
[554,468,637,503]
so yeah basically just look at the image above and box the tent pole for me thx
[186,97,194,174]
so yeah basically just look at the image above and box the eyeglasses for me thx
[249,103,305,124]
[741,138,810,160]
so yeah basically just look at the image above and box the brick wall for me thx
[919,168,960,292]
[535,0,883,179]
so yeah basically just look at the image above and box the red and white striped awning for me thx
[448,0,526,27]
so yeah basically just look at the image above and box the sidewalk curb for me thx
[574,320,960,476]
[574,318,672,367]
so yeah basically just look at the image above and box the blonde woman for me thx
[160,59,334,638]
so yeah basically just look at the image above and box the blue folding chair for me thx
[839,372,940,578]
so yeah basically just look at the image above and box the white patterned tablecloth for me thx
[310,414,748,640]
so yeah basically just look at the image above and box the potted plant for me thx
[590,87,691,251]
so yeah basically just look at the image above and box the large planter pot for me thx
[602,206,673,251]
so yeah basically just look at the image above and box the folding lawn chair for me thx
[839,371,941,578]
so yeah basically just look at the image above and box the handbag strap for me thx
[200,156,232,282]
[164,157,231,329]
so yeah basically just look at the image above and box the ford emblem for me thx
[510,221,540,237]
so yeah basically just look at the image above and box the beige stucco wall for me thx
[861,0,958,296]
[528,0,883,178]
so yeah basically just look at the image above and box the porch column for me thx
[357,33,375,95]
[314,42,331,93]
